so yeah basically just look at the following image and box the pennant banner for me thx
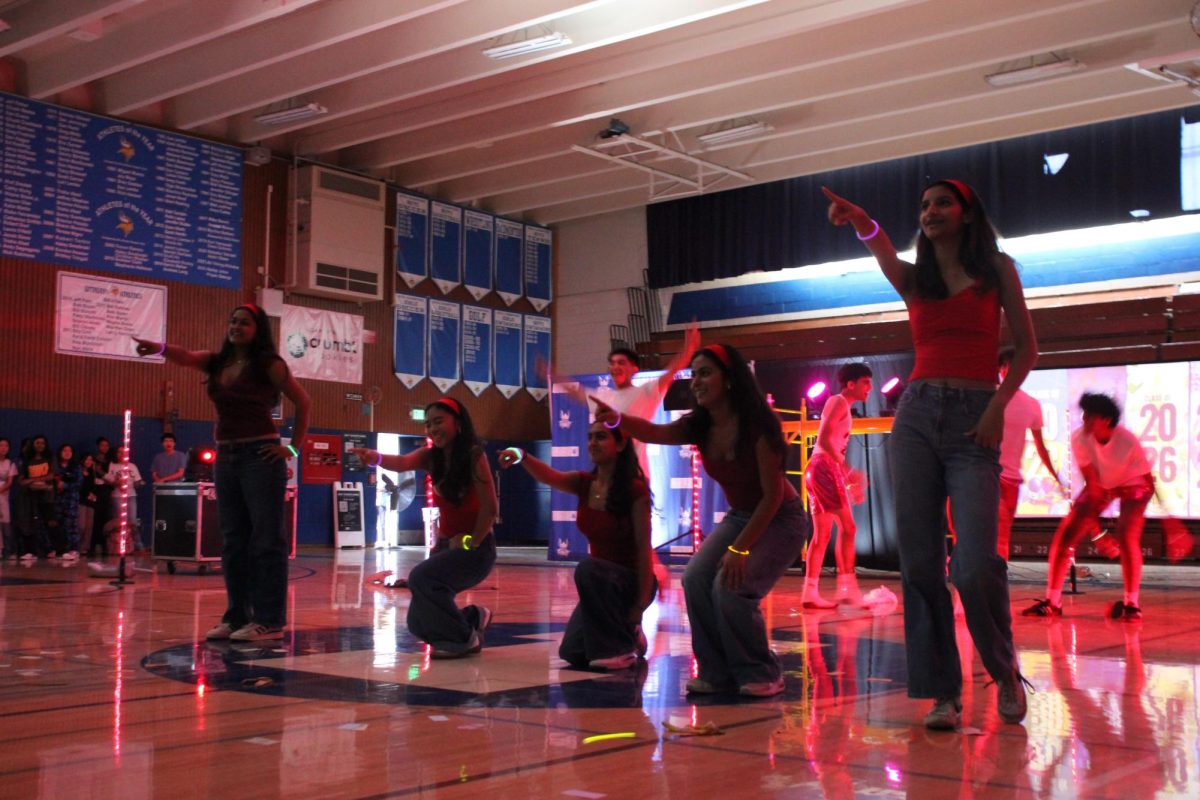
[428,298,461,393]
[395,191,429,288]
[463,209,494,300]
[462,304,493,397]
[523,313,551,401]
[494,309,523,399]
[524,224,553,311]
[495,218,523,306]
[430,201,462,294]
[393,294,427,388]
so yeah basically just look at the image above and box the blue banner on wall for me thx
[523,314,551,401]
[495,218,523,306]
[395,191,428,288]
[430,201,462,294]
[548,372,729,562]
[462,304,493,396]
[463,209,494,300]
[393,294,427,388]
[428,298,461,392]
[524,224,553,311]
[0,92,242,287]
[494,309,523,399]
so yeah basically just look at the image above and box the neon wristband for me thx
[727,544,751,556]
[603,411,622,429]
[503,447,524,465]
[371,451,384,467]
[462,534,473,550]
[285,444,298,458]
[155,342,167,356]
[856,219,880,241]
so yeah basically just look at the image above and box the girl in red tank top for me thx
[352,397,497,658]
[823,181,1037,730]
[499,420,656,671]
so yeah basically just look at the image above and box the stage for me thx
[0,549,1196,798]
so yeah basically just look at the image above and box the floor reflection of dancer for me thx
[594,343,806,698]
[499,420,655,671]
[352,397,497,658]
[824,180,1035,730]
[135,303,310,641]
[996,347,1062,560]
[803,362,873,609]
[1023,393,1153,621]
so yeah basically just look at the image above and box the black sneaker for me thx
[1022,599,1063,617]
[1118,602,1142,621]
[1108,600,1127,619]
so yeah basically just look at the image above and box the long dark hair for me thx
[912,179,1004,300]
[22,434,49,463]
[204,304,281,393]
[682,344,786,466]
[591,423,648,520]
[426,398,483,505]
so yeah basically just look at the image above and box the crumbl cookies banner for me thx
[281,304,363,384]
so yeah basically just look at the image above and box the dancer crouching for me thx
[498,421,655,671]
[353,397,496,657]
[594,343,806,698]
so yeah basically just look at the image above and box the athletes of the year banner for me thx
[524,224,553,311]
[494,309,523,399]
[395,191,429,288]
[523,314,551,401]
[430,201,462,294]
[495,218,524,306]
[462,305,493,397]
[56,272,167,361]
[393,294,427,388]
[1127,361,1188,517]
[280,304,363,384]
[463,210,494,300]
[428,299,461,393]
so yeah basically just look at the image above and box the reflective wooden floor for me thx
[1,549,1198,799]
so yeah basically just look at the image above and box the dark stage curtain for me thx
[647,105,1193,289]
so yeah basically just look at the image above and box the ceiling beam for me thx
[0,0,145,58]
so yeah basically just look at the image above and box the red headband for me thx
[237,303,262,317]
[940,179,974,207]
[702,344,732,369]
[433,396,462,416]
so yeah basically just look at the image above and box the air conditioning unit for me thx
[288,165,385,302]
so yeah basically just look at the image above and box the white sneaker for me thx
[206,622,236,640]
[19,553,36,562]
[588,652,638,671]
[739,676,786,697]
[62,551,79,562]
[229,623,285,642]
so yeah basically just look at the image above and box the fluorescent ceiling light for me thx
[253,102,328,125]
[985,58,1084,87]
[483,30,571,60]
[696,120,773,145]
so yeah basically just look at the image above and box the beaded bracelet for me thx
[727,544,751,556]
[856,219,881,241]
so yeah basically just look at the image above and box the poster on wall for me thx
[0,92,242,288]
[302,434,343,485]
[523,314,551,401]
[494,309,523,399]
[495,218,523,306]
[1127,361,1188,517]
[395,191,429,288]
[430,201,462,294]
[462,305,493,396]
[524,224,553,311]
[428,299,461,392]
[393,294,427,388]
[280,304,363,384]
[463,210,494,300]
[343,432,369,472]
[55,271,166,361]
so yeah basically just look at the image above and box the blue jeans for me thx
[682,497,807,687]
[215,440,288,628]
[888,381,1017,699]
[560,557,656,666]
[407,534,497,653]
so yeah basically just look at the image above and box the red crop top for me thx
[206,355,284,441]
[434,483,480,538]
[907,285,1000,383]
[575,473,647,571]
[700,443,763,513]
